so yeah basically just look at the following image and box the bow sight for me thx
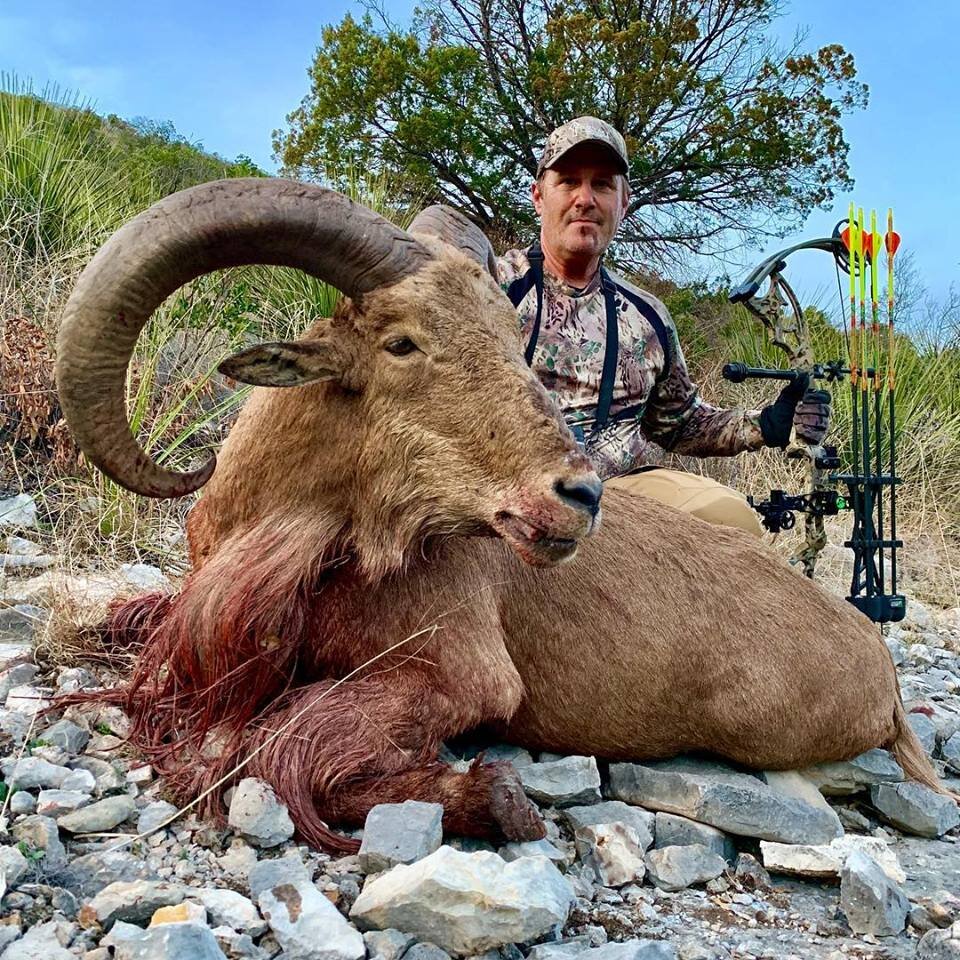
[726,207,905,625]
[721,362,846,534]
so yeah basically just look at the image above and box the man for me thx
[497,116,830,535]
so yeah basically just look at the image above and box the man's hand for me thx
[793,388,831,445]
[759,373,831,449]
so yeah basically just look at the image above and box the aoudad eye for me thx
[386,338,417,356]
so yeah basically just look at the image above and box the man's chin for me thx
[562,232,604,256]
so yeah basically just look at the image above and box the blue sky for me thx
[2,1,956,311]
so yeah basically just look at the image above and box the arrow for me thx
[848,203,858,387]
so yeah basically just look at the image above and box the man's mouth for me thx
[492,512,579,566]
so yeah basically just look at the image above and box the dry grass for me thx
[31,591,133,674]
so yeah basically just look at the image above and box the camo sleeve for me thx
[641,326,766,457]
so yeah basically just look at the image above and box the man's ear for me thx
[218,340,344,387]
[618,176,630,221]
[531,178,544,216]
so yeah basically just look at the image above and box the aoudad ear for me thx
[218,340,343,387]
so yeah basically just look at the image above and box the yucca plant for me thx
[0,74,136,260]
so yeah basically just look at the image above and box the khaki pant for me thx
[606,467,764,538]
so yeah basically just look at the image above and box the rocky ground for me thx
[1,495,960,960]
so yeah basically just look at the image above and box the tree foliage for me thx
[275,0,867,261]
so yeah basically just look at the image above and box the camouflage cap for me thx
[536,117,629,178]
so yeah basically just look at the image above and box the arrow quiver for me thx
[726,217,905,624]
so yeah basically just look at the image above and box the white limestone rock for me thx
[350,845,574,954]
[247,855,311,900]
[519,756,602,807]
[575,822,646,887]
[562,801,654,851]
[0,756,72,790]
[228,778,294,848]
[498,837,568,869]
[81,880,187,930]
[840,850,909,937]
[111,921,228,960]
[138,800,179,835]
[760,834,905,883]
[869,781,960,838]
[609,758,841,844]
[944,732,960,774]
[39,717,90,753]
[64,849,157,898]
[259,874,365,960]
[191,887,268,937]
[528,943,677,960]
[910,713,940,755]
[36,789,92,818]
[359,801,444,873]
[0,919,73,960]
[57,794,136,833]
[9,790,35,815]
[0,844,29,888]
[363,928,417,960]
[801,749,905,795]
[917,921,960,958]
[119,562,171,591]
[0,494,37,529]
[4,683,51,717]
[653,813,733,861]
[644,844,726,892]
[11,814,67,872]
[0,662,38,702]
[761,769,844,836]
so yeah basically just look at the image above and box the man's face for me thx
[533,143,630,266]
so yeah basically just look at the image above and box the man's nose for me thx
[573,184,597,208]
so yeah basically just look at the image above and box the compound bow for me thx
[726,210,905,624]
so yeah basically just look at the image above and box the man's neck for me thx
[539,238,600,289]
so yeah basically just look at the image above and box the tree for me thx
[275,0,867,263]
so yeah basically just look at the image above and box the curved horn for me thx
[56,178,433,499]
[409,205,498,278]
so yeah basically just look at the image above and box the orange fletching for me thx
[885,230,901,257]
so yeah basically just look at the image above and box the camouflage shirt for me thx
[498,248,765,479]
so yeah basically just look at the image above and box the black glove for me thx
[759,373,810,449]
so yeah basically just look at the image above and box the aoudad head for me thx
[55,181,602,569]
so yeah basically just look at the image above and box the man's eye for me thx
[385,337,419,356]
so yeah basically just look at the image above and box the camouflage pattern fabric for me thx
[537,116,629,177]
[498,248,765,479]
